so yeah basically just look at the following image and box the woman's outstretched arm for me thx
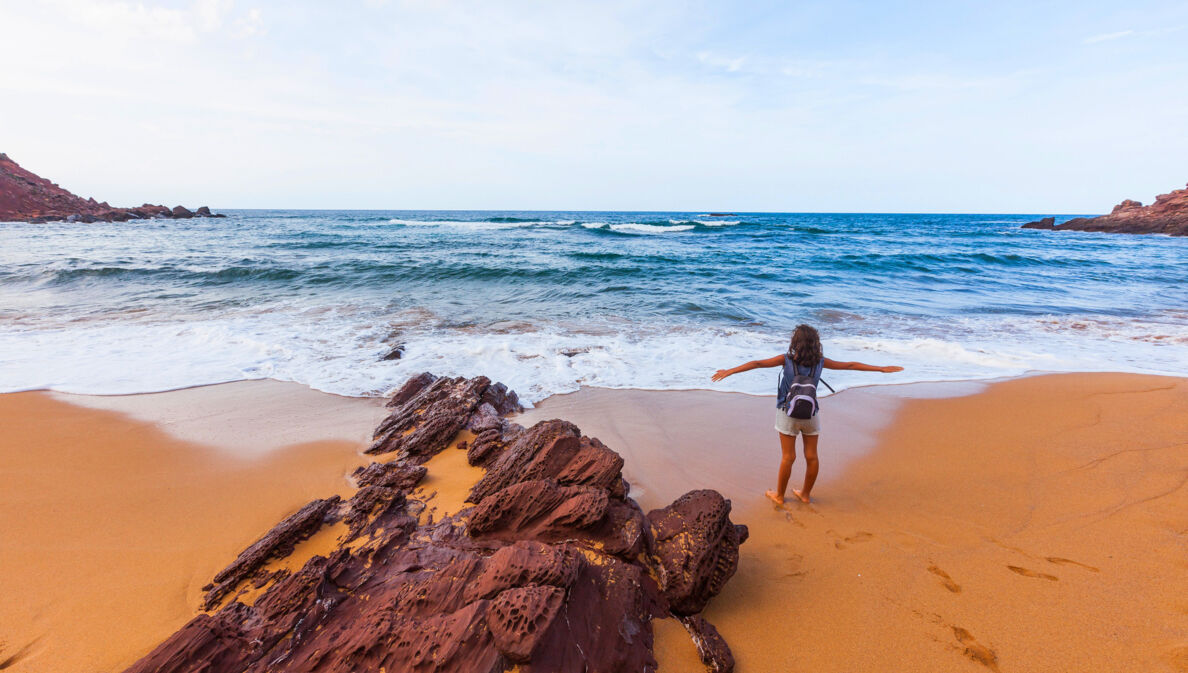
[823,357,903,373]
[712,354,785,382]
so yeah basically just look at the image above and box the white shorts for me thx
[775,409,821,436]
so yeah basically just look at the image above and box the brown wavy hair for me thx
[788,324,822,367]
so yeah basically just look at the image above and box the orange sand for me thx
[522,374,1188,672]
[3,374,1185,672]
[0,387,384,672]
[412,430,485,521]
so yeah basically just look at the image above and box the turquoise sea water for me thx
[1,210,1185,402]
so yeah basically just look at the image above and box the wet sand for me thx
[2,374,1185,672]
[522,374,1188,672]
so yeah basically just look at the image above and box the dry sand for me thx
[521,374,1188,672]
[0,382,386,672]
[2,374,1185,672]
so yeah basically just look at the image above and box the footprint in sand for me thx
[831,530,874,550]
[782,512,806,528]
[952,626,1000,672]
[1007,565,1059,581]
[927,564,962,593]
[1045,556,1100,572]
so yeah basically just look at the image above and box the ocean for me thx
[1,210,1185,403]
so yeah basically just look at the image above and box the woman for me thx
[711,324,902,505]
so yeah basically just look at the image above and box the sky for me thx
[1,0,1186,212]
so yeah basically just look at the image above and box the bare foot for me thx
[792,489,811,504]
[765,490,785,506]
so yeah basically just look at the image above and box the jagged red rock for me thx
[0,153,223,222]
[126,373,746,673]
[466,427,504,466]
[368,375,491,460]
[200,496,341,610]
[467,419,582,503]
[351,460,427,490]
[387,372,437,408]
[1023,182,1188,236]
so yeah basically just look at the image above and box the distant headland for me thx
[0,153,223,223]
[1023,182,1188,236]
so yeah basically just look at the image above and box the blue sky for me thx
[2,1,1186,212]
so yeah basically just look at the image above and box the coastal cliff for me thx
[126,374,746,673]
[0,153,222,223]
[1023,182,1188,236]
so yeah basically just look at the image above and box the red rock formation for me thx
[1023,182,1188,236]
[124,374,746,673]
[0,153,222,223]
[647,490,749,615]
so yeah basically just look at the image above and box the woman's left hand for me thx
[881,366,904,373]
[711,369,733,382]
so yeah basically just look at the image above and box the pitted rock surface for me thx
[487,585,566,663]
[125,373,746,673]
[467,419,583,503]
[647,489,750,616]
[466,427,504,466]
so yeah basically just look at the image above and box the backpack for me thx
[777,353,833,419]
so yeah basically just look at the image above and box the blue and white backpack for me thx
[776,352,834,419]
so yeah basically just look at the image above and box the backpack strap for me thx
[811,357,836,393]
[786,350,835,392]
[787,350,803,376]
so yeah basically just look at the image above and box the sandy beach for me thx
[2,373,1185,672]
[7,3,1188,670]
[0,381,388,672]
[523,373,1188,672]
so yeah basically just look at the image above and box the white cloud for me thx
[1083,29,1135,44]
[232,7,262,37]
[0,1,1185,212]
[39,0,258,42]
[697,51,748,73]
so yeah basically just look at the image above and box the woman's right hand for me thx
[711,369,733,382]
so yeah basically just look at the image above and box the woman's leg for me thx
[793,434,819,503]
[766,432,797,505]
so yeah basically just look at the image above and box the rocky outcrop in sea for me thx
[1022,182,1188,236]
[125,374,747,673]
[0,153,223,223]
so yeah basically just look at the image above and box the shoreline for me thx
[1,372,1185,671]
[48,379,389,454]
[11,364,1168,406]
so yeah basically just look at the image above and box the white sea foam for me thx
[610,223,695,234]
[666,219,741,226]
[387,218,535,230]
[581,222,608,229]
[2,309,1186,404]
